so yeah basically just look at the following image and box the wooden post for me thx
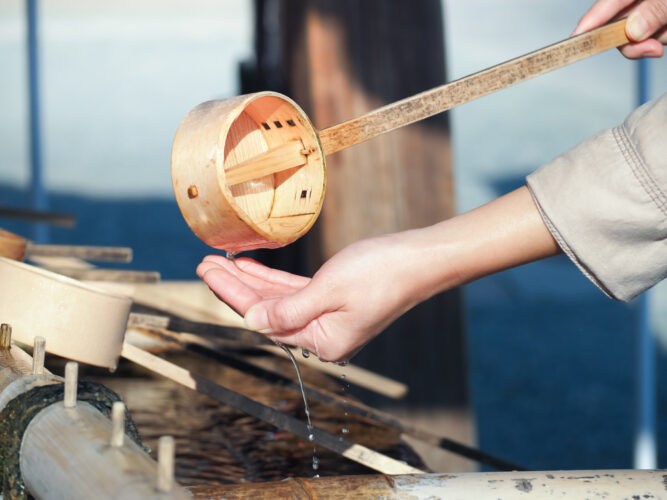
[279,1,468,411]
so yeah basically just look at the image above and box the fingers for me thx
[619,36,665,57]
[233,257,311,288]
[244,283,337,335]
[626,0,667,41]
[573,0,635,35]
[196,261,263,315]
[199,255,304,298]
[202,255,310,289]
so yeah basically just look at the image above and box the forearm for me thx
[393,186,561,303]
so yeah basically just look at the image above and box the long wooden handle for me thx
[318,19,629,155]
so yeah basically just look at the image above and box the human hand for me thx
[197,187,559,362]
[196,234,431,362]
[573,0,667,58]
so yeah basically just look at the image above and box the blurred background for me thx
[1,0,666,472]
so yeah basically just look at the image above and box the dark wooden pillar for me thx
[277,1,467,409]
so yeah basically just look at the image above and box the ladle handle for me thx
[318,19,629,155]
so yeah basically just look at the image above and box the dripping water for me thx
[337,361,350,439]
[277,342,319,475]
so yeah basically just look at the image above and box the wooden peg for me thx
[110,401,125,447]
[157,435,175,492]
[32,336,45,375]
[64,361,78,408]
[0,323,11,349]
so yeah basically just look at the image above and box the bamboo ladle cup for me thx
[172,20,629,253]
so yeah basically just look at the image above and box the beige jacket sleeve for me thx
[526,92,667,302]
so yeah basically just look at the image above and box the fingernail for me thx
[627,12,649,41]
[244,306,272,334]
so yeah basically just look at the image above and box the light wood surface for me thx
[318,19,628,154]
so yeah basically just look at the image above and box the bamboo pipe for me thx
[187,469,667,500]
[0,337,189,500]
[21,403,190,500]
[187,20,629,192]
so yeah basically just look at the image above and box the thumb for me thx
[626,1,667,41]
[244,290,326,334]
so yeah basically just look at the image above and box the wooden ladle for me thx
[172,20,628,253]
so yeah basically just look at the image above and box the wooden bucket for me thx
[171,92,326,253]
[0,257,131,369]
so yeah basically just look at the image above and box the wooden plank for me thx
[318,19,628,154]
[25,243,132,262]
[0,205,76,227]
[44,268,160,283]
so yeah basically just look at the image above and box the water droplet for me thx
[308,433,314,441]
[339,374,346,380]
[302,348,310,358]
[313,474,320,478]
[344,412,348,417]
[226,250,237,261]
[108,367,116,374]
[341,428,349,434]
[312,457,319,470]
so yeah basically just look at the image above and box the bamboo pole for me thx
[0,335,189,500]
[188,469,667,499]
